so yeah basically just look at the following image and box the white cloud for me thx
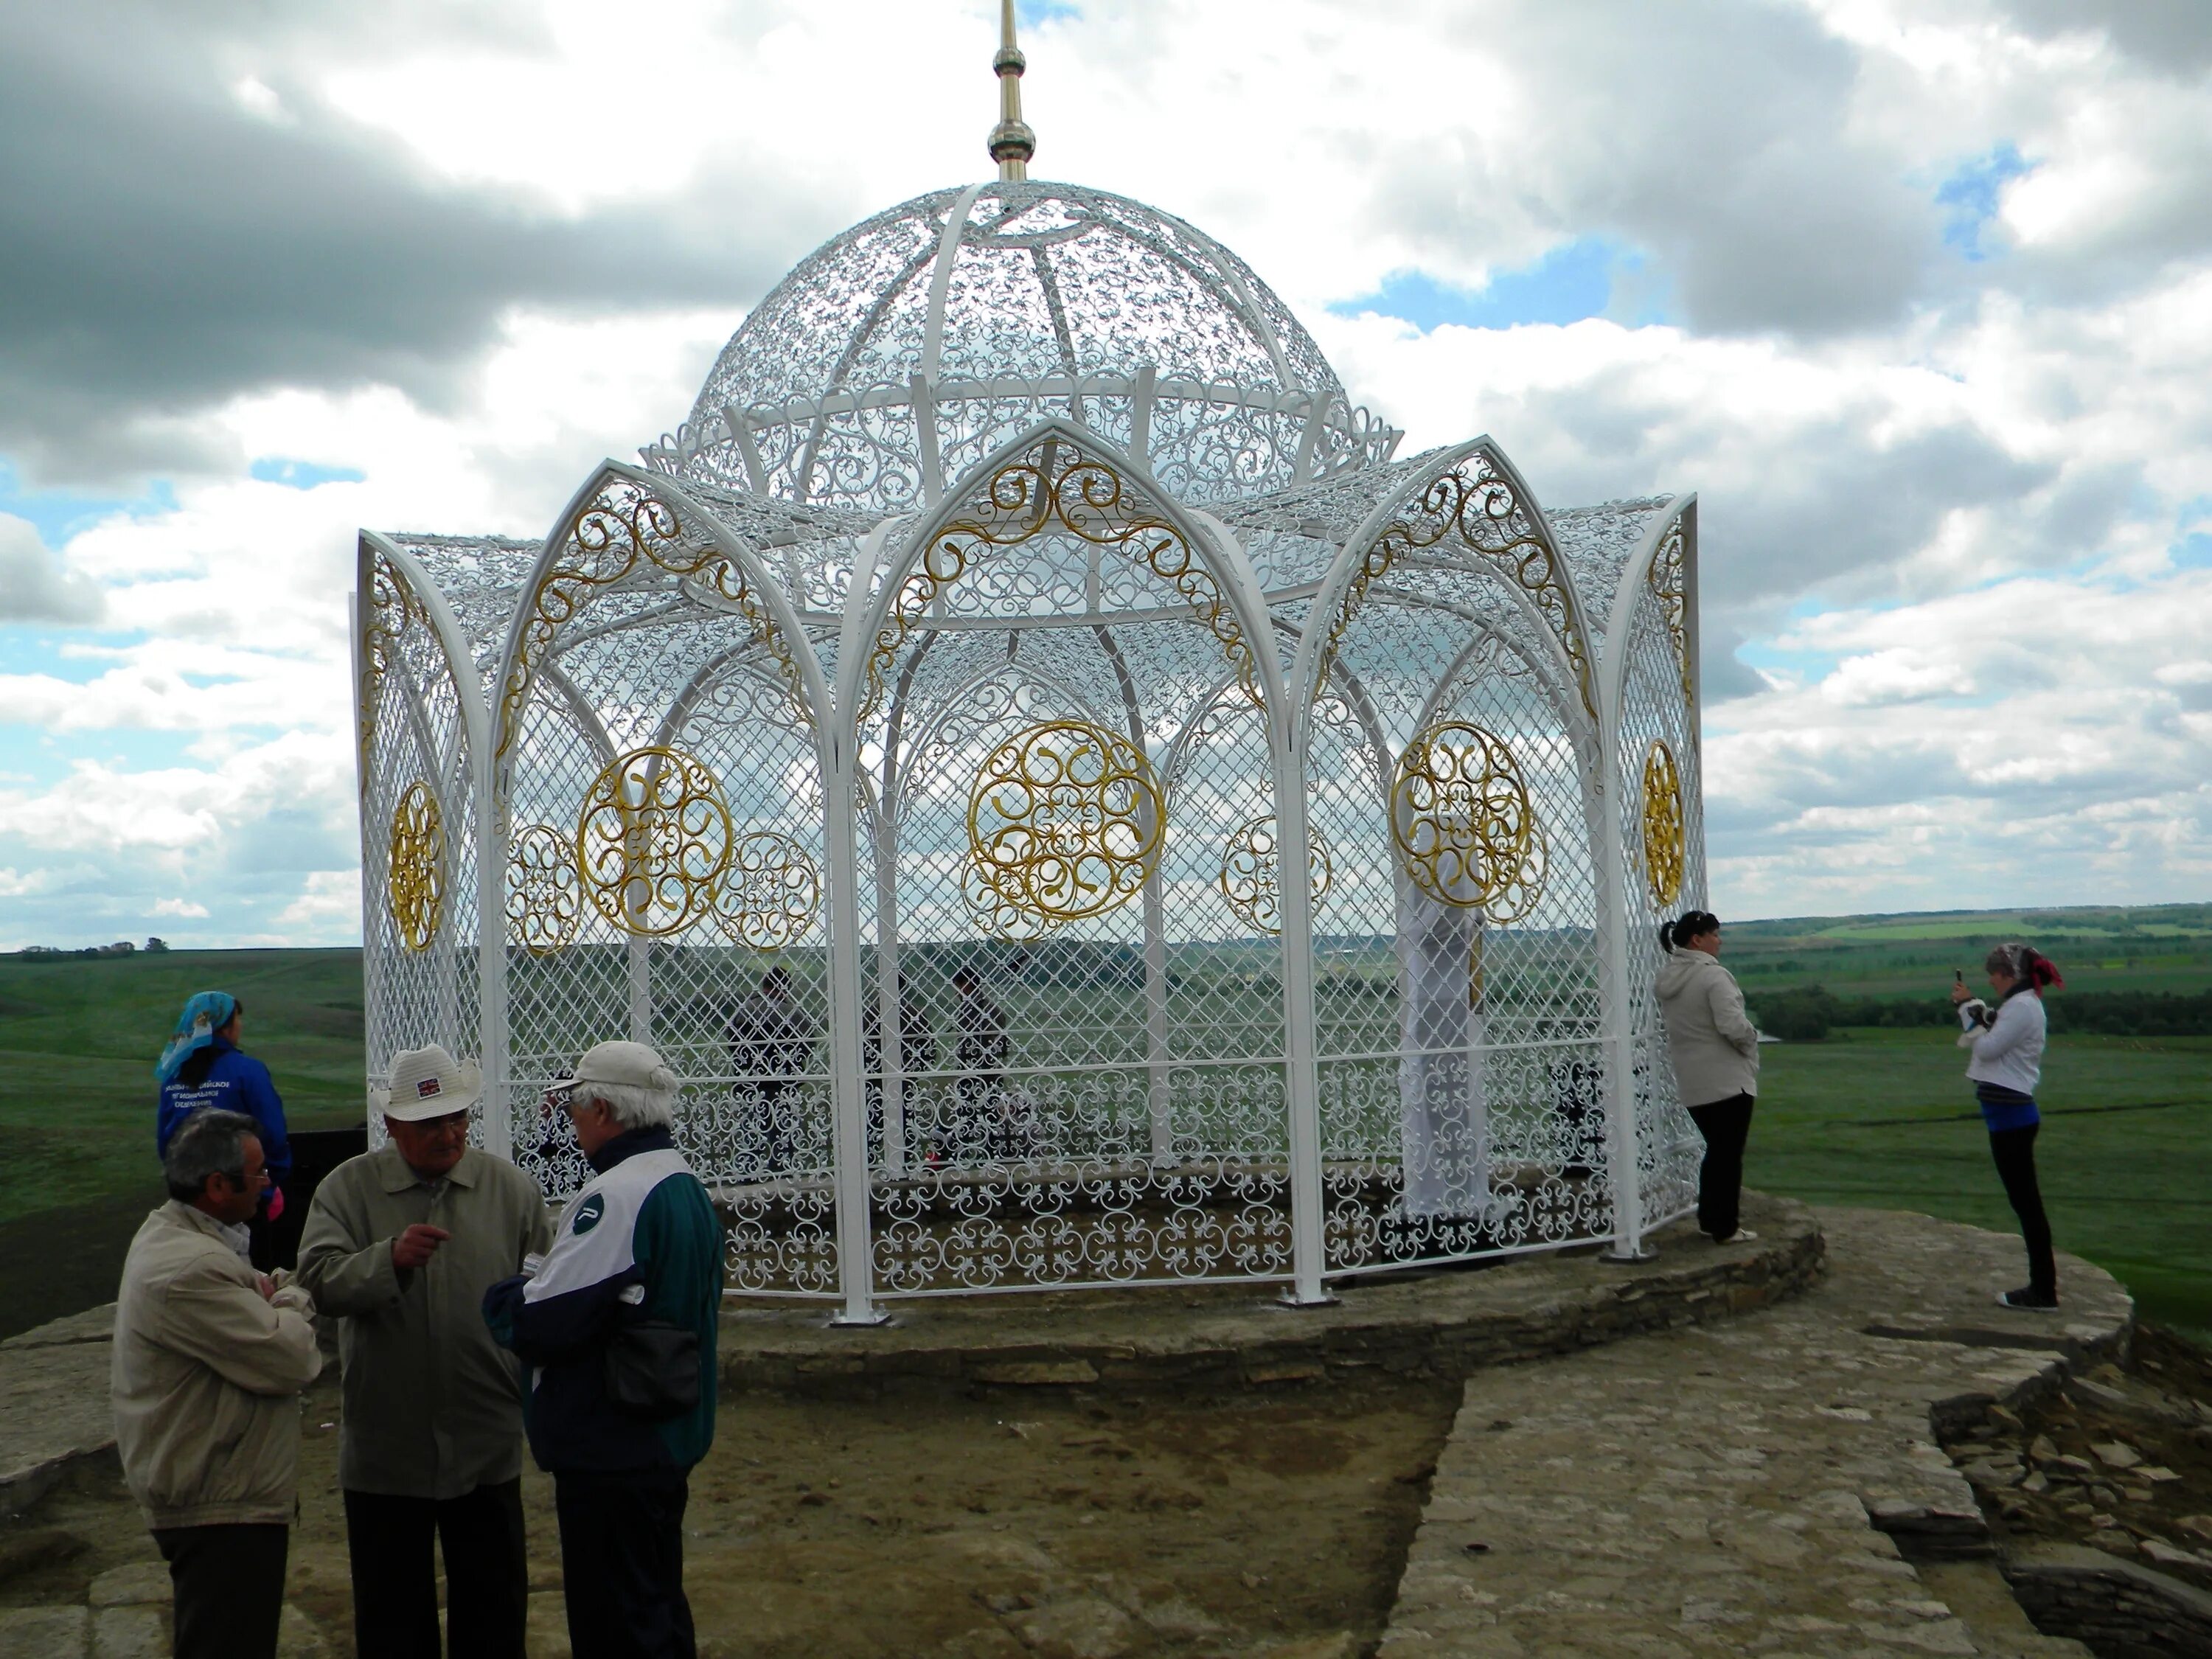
[4,0,2212,936]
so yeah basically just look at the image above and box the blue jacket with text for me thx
[156,1039,292,1186]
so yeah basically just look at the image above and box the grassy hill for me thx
[1,908,2205,1343]
[1725,901,2212,999]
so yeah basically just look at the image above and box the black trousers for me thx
[343,1478,528,1659]
[153,1523,288,1659]
[554,1469,695,1659]
[1687,1093,1755,1239]
[1989,1124,2058,1298]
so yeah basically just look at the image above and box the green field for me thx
[1724,901,2212,998]
[0,950,366,1222]
[2,909,2207,1343]
[1746,1028,2212,1342]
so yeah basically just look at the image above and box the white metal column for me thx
[824,752,885,1324]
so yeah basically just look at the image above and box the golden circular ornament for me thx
[1390,722,1543,914]
[967,720,1164,926]
[506,822,580,956]
[1641,740,1686,909]
[1218,815,1333,935]
[711,832,821,953]
[576,745,732,938]
[388,782,445,953]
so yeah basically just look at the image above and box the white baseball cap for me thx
[374,1043,484,1122]
[571,1039,677,1093]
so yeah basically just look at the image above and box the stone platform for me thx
[715,1194,1824,1395]
[1377,1206,2134,1659]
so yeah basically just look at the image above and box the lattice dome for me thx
[647,182,1399,515]
[351,15,1711,1321]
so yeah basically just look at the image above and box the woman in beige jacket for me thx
[1655,910,1762,1243]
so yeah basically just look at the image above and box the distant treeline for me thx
[1747,987,2212,1042]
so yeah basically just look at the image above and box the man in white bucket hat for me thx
[297,1044,552,1659]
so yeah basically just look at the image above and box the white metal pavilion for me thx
[353,6,1707,1321]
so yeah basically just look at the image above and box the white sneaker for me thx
[1713,1227,1757,1244]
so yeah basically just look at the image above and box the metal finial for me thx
[987,0,1035,182]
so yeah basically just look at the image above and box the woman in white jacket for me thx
[1655,911,1761,1243]
[1951,942,2065,1310]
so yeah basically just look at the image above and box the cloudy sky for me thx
[2,0,2209,947]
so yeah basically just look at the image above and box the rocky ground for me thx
[7,1201,2206,1658]
[0,1360,1455,1658]
[1945,1324,2212,1591]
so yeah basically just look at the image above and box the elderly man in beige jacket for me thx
[297,1043,552,1659]
[112,1107,322,1659]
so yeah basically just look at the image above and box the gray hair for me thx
[164,1109,259,1202]
[571,1077,675,1131]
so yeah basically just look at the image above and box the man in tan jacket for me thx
[297,1043,553,1659]
[112,1107,322,1659]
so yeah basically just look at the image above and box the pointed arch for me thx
[1288,438,1599,745]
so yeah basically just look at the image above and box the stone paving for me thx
[1377,1206,2132,1659]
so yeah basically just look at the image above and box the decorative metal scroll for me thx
[1322,453,1596,720]
[1647,518,1692,706]
[961,860,1057,942]
[967,719,1164,927]
[577,745,734,938]
[506,823,581,956]
[1219,814,1333,935]
[864,435,1257,719]
[497,479,805,757]
[1641,740,1686,909]
[387,782,445,953]
[1390,722,1545,914]
[359,552,423,777]
[710,832,821,952]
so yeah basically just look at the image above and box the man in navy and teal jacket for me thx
[484,1040,721,1659]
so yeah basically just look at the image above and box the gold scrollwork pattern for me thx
[967,719,1164,927]
[1322,454,1596,720]
[359,551,423,776]
[1390,722,1545,914]
[961,860,1058,942]
[711,832,821,952]
[387,782,445,953]
[506,823,581,956]
[577,745,733,938]
[1647,518,1691,706]
[866,437,1256,719]
[498,480,805,756]
[1218,814,1333,935]
[1641,740,1686,909]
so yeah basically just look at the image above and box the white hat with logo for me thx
[372,1043,484,1122]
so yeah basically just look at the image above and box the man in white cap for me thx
[296,1044,552,1659]
[484,1040,723,1659]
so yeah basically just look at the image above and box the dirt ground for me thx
[1943,1324,2212,1593]
[0,1368,1458,1658]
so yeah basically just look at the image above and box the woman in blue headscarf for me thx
[156,992,291,1263]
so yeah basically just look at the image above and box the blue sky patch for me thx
[1328,237,1665,333]
[1938,144,2031,261]
[248,457,366,490]
[2174,532,2212,570]
[1016,0,1079,26]
[0,628,147,681]
[0,462,176,549]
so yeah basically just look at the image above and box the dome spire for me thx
[987,0,1035,181]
